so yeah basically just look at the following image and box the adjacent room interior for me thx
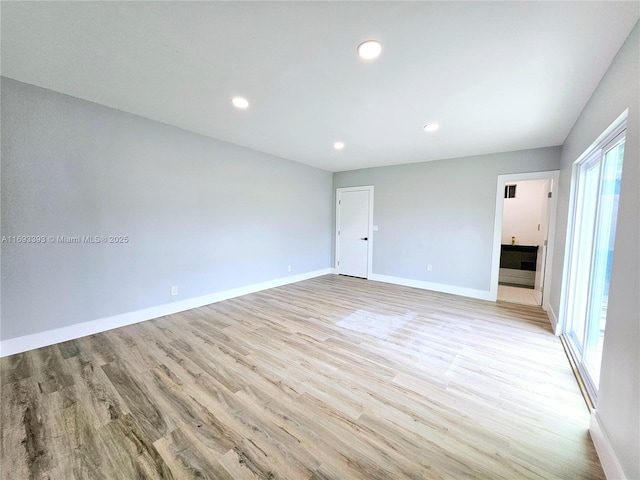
[1,2,638,479]
[498,177,553,306]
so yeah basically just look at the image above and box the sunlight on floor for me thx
[336,310,417,339]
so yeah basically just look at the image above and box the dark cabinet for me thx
[500,245,538,271]
[499,245,539,287]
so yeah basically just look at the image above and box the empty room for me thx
[1,2,638,479]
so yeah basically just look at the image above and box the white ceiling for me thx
[2,2,638,172]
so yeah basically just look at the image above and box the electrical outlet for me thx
[287,265,292,272]
[427,264,433,272]
[171,285,178,296]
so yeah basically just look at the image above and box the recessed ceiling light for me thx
[423,122,440,133]
[357,40,382,60]
[232,97,249,109]
[334,142,345,150]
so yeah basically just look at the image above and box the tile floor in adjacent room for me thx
[498,284,541,306]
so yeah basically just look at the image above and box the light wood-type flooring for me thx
[1,275,604,479]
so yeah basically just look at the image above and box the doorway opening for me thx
[490,171,559,314]
[499,179,552,306]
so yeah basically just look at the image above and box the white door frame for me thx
[490,171,559,315]
[335,186,374,279]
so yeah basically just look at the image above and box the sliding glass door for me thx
[564,128,625,401]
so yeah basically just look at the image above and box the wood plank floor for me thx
[1,275,604,479]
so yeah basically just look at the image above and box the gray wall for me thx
[549,22,639,478]
[333,147,561,291]
[1,78,333,340]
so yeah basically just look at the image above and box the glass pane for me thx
[568,160,600,349]
[583,140,624,384]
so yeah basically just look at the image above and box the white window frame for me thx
[558,111,627,402]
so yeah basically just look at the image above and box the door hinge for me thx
[544,240,548,247]
[337,261,340,266]
[339,200,341,205]
[548,192,552,198]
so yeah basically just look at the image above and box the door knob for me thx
[360,237,368,241]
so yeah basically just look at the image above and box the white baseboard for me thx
[0,268,332,357]
[590,410,627,480]
[368,273,493,301]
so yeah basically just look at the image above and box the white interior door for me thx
[336,187,372,278]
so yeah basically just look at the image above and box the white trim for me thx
[335,185,374,279]
[557,161,580,335]
[546,304,559,334]
[490,170,560,309]
[366,187,374,279]
[574,110,629,166]
[369,273,492,301]
[590,411,627,480]
[558,111,628,335]
[0,268,332,357]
